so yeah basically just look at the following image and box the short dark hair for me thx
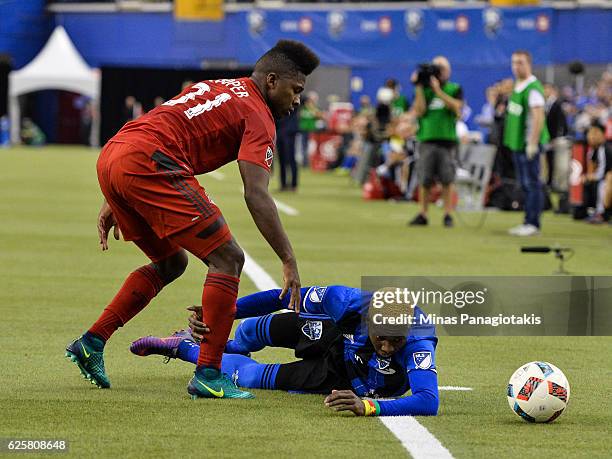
[513,50,532,65]
[254,40,320,77]
[589,120,605,133]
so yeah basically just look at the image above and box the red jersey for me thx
[111,77,276,175]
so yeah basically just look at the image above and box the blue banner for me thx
[48,7,611,69]
[235,8,554,67]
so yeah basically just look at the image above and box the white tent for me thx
[8,26,100,146]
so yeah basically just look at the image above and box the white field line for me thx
[242,250,280,291]
[240,250,456,459]
[272,198,300,216]
[380,416,454,459]
[207,171,225,180]
[439,386,473,391]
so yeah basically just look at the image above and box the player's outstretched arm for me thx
[324,370,439,417]
[374,370,439,416]
[238,160,301,311]
[97,199,120,250]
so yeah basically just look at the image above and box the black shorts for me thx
[417,141,457,186]
[267,313,352,394]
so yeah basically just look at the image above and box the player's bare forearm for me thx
[239,161,295,262]
[239,160,301,309]
[245,187,295,263]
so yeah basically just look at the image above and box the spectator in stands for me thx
[375,79,408,133]
[74,95,93,145]
[504,50,550,237]
[582,122,612,224]
[409,56,463,227]
[543,83,571,213]
[358,94,375,120]
[20,118,46,146]
[121,95,142,126]
[376,115,417,198]
[276,109,300,192]
[558,71,610,141]
[298,91,323,167]
[475,85,498,142]
[332,114,374,179]
[153,96,165,109]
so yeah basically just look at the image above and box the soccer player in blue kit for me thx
[131,285,439,416]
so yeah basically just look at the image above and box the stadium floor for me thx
[1,146,610,458]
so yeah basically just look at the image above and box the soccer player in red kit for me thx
[65,40,320,399]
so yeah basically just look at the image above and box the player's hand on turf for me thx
[280,260,301,313]
[324,390,365,416]
[97,200,120,250]
[187,305,210,341]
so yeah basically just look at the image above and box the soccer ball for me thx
[507,361,570,423]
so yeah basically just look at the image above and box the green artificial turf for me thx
[0,146,610,458]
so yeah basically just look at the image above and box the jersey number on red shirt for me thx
[163,82,232,120]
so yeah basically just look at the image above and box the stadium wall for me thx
[53,7,609,131]
[49,7,611,69]
[0,0,53,69]
[1,5,609,133]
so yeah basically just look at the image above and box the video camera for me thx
[414,63,441,87]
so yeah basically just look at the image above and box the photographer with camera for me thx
[409,56,463,227]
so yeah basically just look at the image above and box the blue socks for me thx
[226,315,274,354]
[175,339,279,389]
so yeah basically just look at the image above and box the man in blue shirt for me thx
[131,286,439,417]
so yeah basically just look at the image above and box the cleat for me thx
[130,330,192,359]
[408,214,428,226]
[188,367,254,399]
[65,336,111,389]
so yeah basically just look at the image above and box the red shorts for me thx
[97,141,232,262]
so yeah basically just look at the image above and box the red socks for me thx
[197,273,239,369]
[88,265,237,370]
[88,265,164,341]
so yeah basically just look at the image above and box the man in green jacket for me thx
[409,56,463,228]
[504,50,550,236]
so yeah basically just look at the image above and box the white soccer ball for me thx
[507,361,570,423]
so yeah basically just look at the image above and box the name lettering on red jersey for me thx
[214,79,250,98]
[111,77,275,175]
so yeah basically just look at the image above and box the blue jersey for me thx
[299,286,437,398]
[236,285,439,416]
